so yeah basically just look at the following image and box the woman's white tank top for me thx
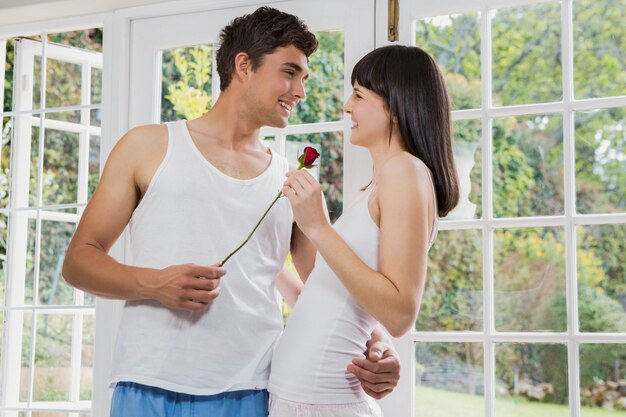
[269,180,437,404]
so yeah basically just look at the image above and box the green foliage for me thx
[415,13,481,110]
[162,45,213,121]
[420,230,483,332]
[573,0,626,99]
[414,2,625,407]
[290,31,344,124]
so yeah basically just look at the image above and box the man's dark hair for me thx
[216,6,318,91]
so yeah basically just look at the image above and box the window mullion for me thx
[0,39,6,148]
[26,33,48,414]
[481,6,496,417]
[69,311,83,404]
[77,60,91,209]
[562,2,582,417]
[1,36,37,416]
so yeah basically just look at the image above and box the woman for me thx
[268,45,460,417]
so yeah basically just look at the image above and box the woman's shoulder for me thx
[379,152,431,189]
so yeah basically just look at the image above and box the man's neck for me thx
[191,92,262,149]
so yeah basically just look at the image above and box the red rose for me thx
[298,146,321,169]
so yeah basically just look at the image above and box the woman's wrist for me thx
[306,222,334,247]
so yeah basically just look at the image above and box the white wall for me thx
[0,0,182,26]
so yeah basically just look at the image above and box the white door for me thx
[95,0,376,415]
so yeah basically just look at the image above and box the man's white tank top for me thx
[268,182,437,404]
[109,120,292,395]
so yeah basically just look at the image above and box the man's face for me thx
[244,45,310,128]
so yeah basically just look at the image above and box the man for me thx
[63,7,399,417]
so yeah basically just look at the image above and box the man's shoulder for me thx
[115,123,169,152]
[125,123,169,143]
[107,123,169,167]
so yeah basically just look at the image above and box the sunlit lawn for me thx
[415,385,626,417]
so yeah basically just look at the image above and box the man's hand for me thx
[142,263,226,312]
[347,337,400,399]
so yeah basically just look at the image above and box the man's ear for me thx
[234,52,251,81]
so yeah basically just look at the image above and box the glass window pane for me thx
[89,135,100,200]
[4,209,35,306]
[420,229,483,331]
[2,39,15,113]
[29,124,39,207]
[493,114,564,217]
[90,108,101,127]
[494,227,566,332]
[0,212,6,305]
[447,119,482,220]
[35,127,79,208]
[25,216,36,305]
[91,67,102,104]
[45,110,81,124]
[22,37,43,111]
[286,132,343,222]
[39,219,76,305]
[577,224,626,333]
[45,58,82,109]
[496,343,569,417]
[416,342,484,417]
[33,313,72,401]
[491,3,562,106]
[575,107,626,214]
[414,13,481,110]
[573,0,626,99]
[81,313,95,401]
[47,29,103,53]
[580,343,626,414]
[20,311,34,402]
[1,116,11,209]
[161,44,213,122]
[291,30,344,123]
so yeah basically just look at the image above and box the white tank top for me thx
[269,181,437,404]
[110,120,293,395]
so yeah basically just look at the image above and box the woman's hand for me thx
[281,170,330,241]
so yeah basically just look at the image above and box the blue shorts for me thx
[110,382,269,417]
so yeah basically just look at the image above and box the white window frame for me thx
[3,1,623,416]
[0,13,113,417]
[375,1,626,417]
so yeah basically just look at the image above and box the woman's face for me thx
[343,81,391,148]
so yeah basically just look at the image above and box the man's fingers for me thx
[179,299,209,312]
[362,386,393,400]
[188,264,226,279]
[183,276,221,291]
[360,379,397,393]
[184,288,220,304]
[347,363,387,384]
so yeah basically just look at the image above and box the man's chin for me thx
[264,119,289,129]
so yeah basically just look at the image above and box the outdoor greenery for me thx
[0,0,624,412]
[414,0,625,409]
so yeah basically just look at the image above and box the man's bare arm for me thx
[63,125,225,311]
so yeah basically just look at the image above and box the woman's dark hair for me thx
[216,7,318,91]
[351,45,459,216]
